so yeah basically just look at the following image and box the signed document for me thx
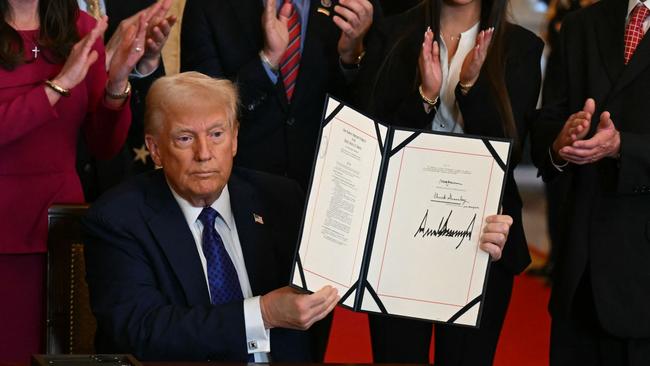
[291,96,511,327]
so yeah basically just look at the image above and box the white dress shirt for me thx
[430,22,480,133]
[170,185,271,362]
[628,0,650,33]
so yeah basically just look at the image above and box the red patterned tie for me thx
[624,3,650,64]
[280,0,301,102]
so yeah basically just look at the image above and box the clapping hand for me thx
[557,99,620,164]
[418,27,442,104]
[105,13,147,99]
[459,27,494,90]
[52,17,108,93]
[261,0,293,69]
[333,0,374,64]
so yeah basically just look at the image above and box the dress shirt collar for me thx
[169,184,236,231]
[265,0,308,11]
[628,0,650,18]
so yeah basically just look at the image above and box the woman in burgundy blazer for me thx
[0,0,144,361]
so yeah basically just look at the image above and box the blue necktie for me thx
[198,207,243,305]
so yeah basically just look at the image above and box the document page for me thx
[292,99,386,305]
[363,130,509,325]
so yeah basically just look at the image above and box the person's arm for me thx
[181,0,280,113]
[82,211,250,361]
[81,19,132,160]
[458,30,543,142]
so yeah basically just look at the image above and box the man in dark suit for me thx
[532,0,650,364]
[83,72,339,362]
[181,0,378,189]
[77,0,175,201]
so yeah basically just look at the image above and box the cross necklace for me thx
[31,44,40,59]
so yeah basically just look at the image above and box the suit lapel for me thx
[594,0,627,85]
[228,171,278,296]
[611,26,650,97]
[144,171,211,306]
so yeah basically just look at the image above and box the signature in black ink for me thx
[413,210,477,249]
[431,192,469,206]
[439,179,462,187]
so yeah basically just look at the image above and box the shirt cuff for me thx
[549,148,569,171]
[130,61,159,79]
[244,296,271,356]
[338,58,360,82]
[261,60,280,85]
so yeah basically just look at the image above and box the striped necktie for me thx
[280,0,301,102]
[624,3,650,64]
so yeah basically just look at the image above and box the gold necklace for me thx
[441,31,461,42]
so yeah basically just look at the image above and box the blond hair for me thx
[145,71,239,135]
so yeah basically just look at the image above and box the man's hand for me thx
[551,98,594,163]
[334,0,373,64]
[261,0,293,68]
[479,214,512,261]
[260,286,339,330]
[559,110,620,164]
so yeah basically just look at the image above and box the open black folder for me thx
[290,96,512,327]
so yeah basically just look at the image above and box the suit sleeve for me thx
[82,211,248,361]
[530,20,574,182]
[617,132,650,194]
[180,0,279,113]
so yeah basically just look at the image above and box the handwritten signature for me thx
[439,179,462,187]
[413,210,477,249]
[432,192,469,206]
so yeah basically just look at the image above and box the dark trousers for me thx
[550,274,650,366]
[369,263,514,365]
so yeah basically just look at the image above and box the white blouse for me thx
[431,22,480,133]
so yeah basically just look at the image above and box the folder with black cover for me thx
[291,96,512,327]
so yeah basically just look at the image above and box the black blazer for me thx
[82,168,312,361]
[180,0,380,188]
[76,0,162,202]
[531,0,650,338]
[357,4,543,275]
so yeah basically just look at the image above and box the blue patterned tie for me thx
[198,207,243,305]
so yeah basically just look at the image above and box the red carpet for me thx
[325,274,551,365]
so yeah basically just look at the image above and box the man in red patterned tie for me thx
[532,0,650,364]
[181,0,380,190]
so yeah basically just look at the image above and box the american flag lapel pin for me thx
[253,213,264,225]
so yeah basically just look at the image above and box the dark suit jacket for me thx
[82,168,312,361]
[357,3,544,275]
[180,0,380,188]
[531,0,650,338]
[77,0,162,202]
